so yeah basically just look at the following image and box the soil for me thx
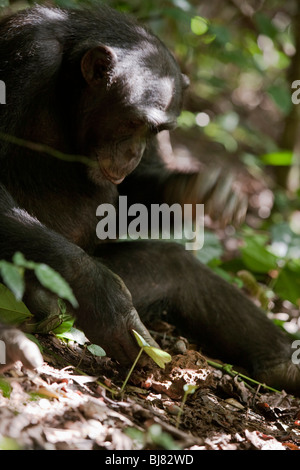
[1,324,300,451]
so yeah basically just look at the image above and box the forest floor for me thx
[0,323,300,451]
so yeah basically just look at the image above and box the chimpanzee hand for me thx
[24,259,159,366]
[95,304,159,366]
[165,167,248,226]
[74,262,160,365]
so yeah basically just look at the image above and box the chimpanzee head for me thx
[72,8,189,185]
[0,6,189,185]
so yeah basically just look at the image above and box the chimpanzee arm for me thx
[0,184,158,365]
[119,136,247,226]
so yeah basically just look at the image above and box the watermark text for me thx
[0,80,5,104]
[292,340,300,364]
[0,340,6,365]
[96,196,204,250]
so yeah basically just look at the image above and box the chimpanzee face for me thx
[78,43,188,185]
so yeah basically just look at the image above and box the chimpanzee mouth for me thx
[100,167,126,185]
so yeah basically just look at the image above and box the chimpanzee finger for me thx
[95,310,156,366]
[117,332,150,367]
[102,337,135,366]
[195,167,223,203]
[108,308,161,366]
[102,329,145,366]
[206,172,234,214]
[127,308,160,349]
[212,191,240,227]
[234,194,248,226]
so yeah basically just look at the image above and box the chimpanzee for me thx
[0,5,299,393]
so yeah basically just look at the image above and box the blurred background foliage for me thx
[2,0,300,333]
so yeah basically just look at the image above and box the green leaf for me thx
[132,329,150,348]
[0,283,32,324]
[0,437,21,450]
[183,384,197,395]
[55,326,87,344]
[52,317,75,336]
[191,16,209,36]
[274,261,300,306]
[0,378,12,398]
[12,253,78,308]
[148,424,181,450]
[34,264,78,308]
[261,151,293,166]
[241,238,278,273]
[210,265,243,288]
[12,252,35,270]
[132,330,171,369]
[87,343,106,357]
[125,427,144,444]
[57,298,67,315]
[143,346,172,369]
[267,85,292,115]
[0,261,25,300]
[254,12,278,38]
[209,24,231,45]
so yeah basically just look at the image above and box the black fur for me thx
[0,5,299,393]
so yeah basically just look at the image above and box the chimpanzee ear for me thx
[81,45,117,87]
[182,74,190,90]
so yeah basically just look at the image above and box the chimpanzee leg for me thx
[95,240,300,394]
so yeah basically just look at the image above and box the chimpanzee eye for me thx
[128,120,143,129]
[118,120,143,134]
[149,121,178,135]
[150,124,169,134]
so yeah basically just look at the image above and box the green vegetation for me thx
[121,330,171,392]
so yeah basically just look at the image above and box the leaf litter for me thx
[1,325,300,450]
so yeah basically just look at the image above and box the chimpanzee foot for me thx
[0,325,43,372]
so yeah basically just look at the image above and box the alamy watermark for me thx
[0,80,5,105]
[292,340,300,364]
[292,80,300,104]
[0,340,5,365]
[96,196,204,250]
